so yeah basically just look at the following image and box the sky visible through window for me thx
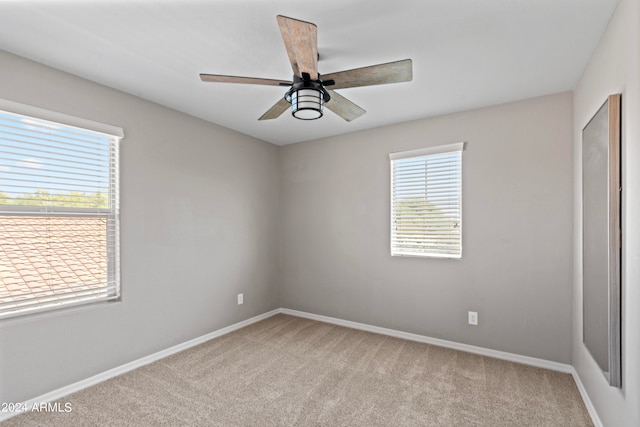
[0,110,111,208]
[393,153,461,214]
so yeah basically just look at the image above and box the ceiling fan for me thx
[200,15,413,122]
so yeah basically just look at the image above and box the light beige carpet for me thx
[4,314,592,426]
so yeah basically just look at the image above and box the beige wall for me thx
[573,0,640,425]
[280,92,574,363]
[0,51,281,403]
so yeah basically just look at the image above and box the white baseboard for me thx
[569,367,603,427]
[2,307,601,427]
[0,309,280,422]
[280,308,573,372]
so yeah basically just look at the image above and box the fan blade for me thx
[277,15,318,80]
[325,91,366,122]
[323,59,412,90]
[259,97,290,120]
[200,74,291,86]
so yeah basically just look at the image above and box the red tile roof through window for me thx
[0,216,107,308]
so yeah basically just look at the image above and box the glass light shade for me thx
[291,88,323,120]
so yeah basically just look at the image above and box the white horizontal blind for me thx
[0,106,121,319]
[390,143,464,258]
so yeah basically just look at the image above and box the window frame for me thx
[389,142,465,259]
[0,99,123,320]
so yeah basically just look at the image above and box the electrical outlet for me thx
[468,311,478,326]
[237,293,243,305]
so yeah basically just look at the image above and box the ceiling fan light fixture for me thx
[290,88,324,120]
[284,73,331,121]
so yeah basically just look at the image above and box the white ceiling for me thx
[0,0,620,145]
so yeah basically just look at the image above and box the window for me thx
[390,142,464,258]
[0,100,122,319]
